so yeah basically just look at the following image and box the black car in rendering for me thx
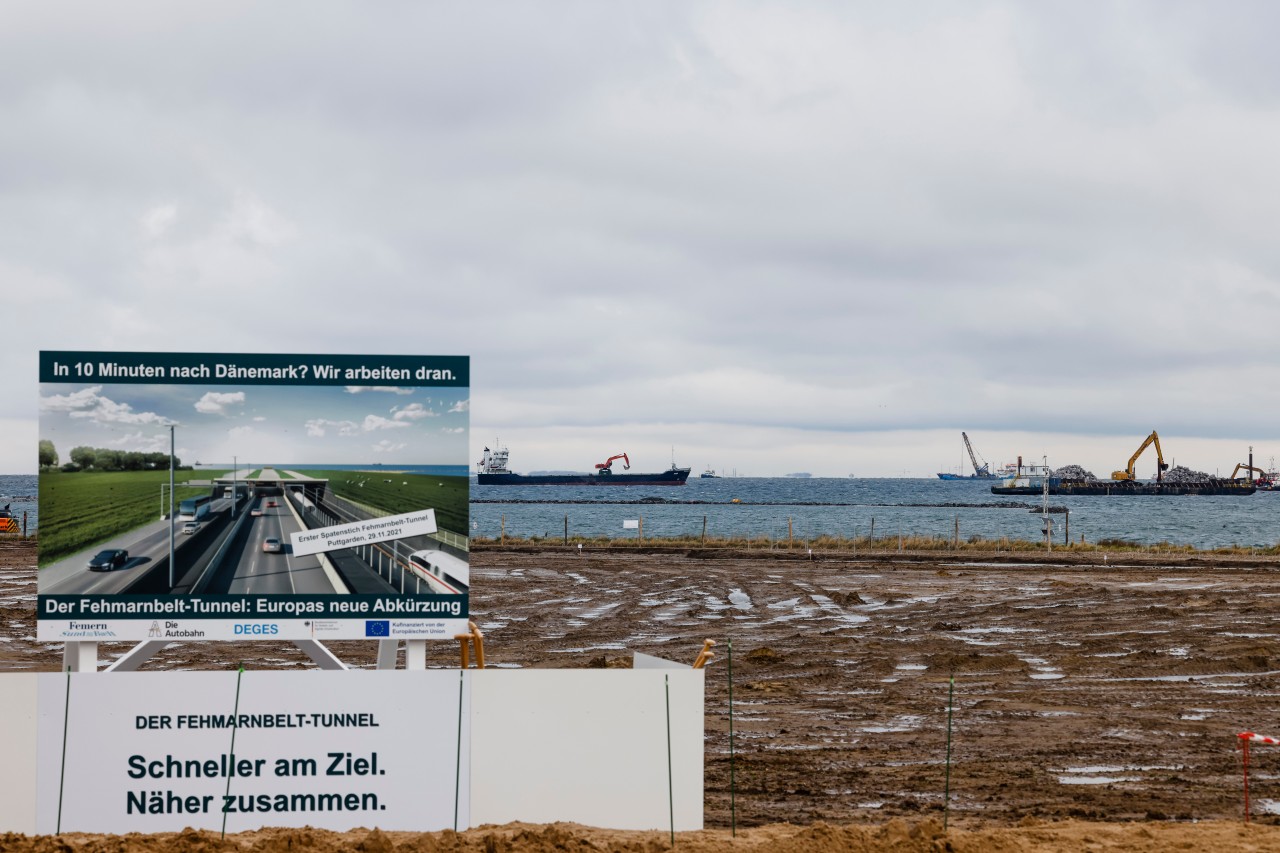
[87,549,129,571]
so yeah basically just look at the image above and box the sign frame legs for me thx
[62,641,97,672]
[61,639,428,673]
[375,639,427,670]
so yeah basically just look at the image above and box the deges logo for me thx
[365,620,390,637]
[234,624,279,635]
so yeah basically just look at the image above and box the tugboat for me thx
[989,458,1060,495]
[700,466,720,479]
[476,443,691,486]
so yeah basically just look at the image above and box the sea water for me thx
[471,477,1280,550]
[10,472,1277,549]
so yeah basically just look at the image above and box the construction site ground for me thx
[4,538,1280,852]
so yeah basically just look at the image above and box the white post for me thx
[1043,456,1051,553]
[63,642,98,672]
[168,424,175,588]
[404,640,427,670]
[376,640,399,669]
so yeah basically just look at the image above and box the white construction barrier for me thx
[0,667,704,835]
[471,670,704,831]
[0,674,37,834]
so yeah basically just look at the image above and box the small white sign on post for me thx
[622,519,639,529]
[291,508,437,557]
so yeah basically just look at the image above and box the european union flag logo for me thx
[365,620,390,637]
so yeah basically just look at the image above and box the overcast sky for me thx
[5,2,1280,478]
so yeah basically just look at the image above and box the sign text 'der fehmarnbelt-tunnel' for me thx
[289,509,438,557]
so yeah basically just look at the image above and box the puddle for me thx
[859,715,924,733]
[574,602,623,620]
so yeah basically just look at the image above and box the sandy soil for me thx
[4,818,1280,852]
[5,538,1280,851]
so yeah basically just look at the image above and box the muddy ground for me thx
[4,538,1280,850]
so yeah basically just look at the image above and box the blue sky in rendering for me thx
[38,383,469,467]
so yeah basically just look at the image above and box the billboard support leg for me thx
[62,642,98,672]
[405,640,427,670]
[293,640,348,671]
[105,641,171,672]
[377,639,399,669]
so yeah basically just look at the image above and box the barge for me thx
[990,458,1257,496]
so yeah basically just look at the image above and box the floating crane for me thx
[1111,431,1170,482]
[961,432,992,477]
[594,453,631,473]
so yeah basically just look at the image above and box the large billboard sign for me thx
[37,351,470,641]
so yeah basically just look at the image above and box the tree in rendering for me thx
[38,439,57,468]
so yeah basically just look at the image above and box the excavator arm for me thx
[594,453,631,472]
[1111,431,1170,482]
[1231,464,1269,483]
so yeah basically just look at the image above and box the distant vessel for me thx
[700,467,720,479]
[988,459,1059,494]
[476,444,691,486]
[937,432,1000,480]
[940,461,1018,481]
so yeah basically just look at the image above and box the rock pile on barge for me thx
[1051,464,1096,481]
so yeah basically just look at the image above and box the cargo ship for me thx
[475,444,691,486]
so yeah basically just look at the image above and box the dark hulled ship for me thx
[475,445,691,485]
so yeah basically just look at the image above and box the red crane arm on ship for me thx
[595,453,631,471]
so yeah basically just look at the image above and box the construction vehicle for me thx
[0,504,17,536]
[1230,464,1273,487]
[594,453,631,473]
[1111,431,1170,482]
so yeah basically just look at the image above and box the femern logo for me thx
[365,620,390,637]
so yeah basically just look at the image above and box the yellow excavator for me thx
[1111,431,1170,482]
[1230,464,1273,487]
